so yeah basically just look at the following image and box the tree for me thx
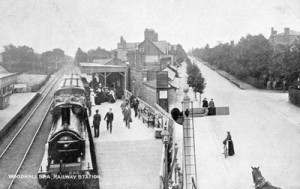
[53,48,65,59]
[187,63,200,86]
[1,44,39,73]
[86,47,112,62]
[75,48,87,65]
[192,72,206,102]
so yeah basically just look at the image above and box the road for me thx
[188,57,300,189]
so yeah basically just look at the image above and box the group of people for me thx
[202,98,216,115]
[201,98,215,108]
[90,95,140,137]
[89,81,116,105]
[90,87,116,105]
[92,108,114,137]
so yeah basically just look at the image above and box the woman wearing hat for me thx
[223,131,235,156]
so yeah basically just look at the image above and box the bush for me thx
[31,71,54,92]
[289,87,300,107]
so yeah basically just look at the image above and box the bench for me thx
[140,108,155,127]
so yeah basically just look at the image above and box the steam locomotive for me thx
[38,73,96,189]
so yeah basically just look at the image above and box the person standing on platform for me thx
[121,100,129,121]
[208,99,215,115]
[202,98,208,108]
[104,108,114,133]
[123,104,132,129]
[223,131,235,156]
[86,98,92,117]
[92,110,101,138]
[132,98,139,117]
[90,89,95,106]
[108,89,116,103]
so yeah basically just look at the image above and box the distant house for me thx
[270,27,300,47]
[0,65,18,109]
[118,28,181,112]
[116,36,140,61]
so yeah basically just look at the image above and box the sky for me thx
[0,0,299,56]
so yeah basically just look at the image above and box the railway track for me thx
[0,68,68,189]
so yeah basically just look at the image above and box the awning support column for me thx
[104,72,107,88]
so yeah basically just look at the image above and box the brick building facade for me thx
[118,29,180,112]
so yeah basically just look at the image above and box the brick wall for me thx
[130,69,158,108]
[140,83,157,108]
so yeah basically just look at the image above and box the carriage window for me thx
[61,108,70,125]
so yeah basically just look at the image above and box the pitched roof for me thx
[153,41,169,54]
[93,58,114,65]
[139,38,165,54]
[163,67,176,80]
[0,65,9,74]
[0,65,18,79]
[168,77,180,89]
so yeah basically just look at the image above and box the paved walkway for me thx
[88,100,162,189]
[0,93,37,131]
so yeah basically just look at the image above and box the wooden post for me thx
[124,71,127,96]
[104,72,107,88]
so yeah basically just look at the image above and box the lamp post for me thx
[132,78,136,95]
[161,126,170,189]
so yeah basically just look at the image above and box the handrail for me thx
[125,90,156,114]
[125,89,183,189]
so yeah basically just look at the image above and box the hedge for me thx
[31,71,55,92]
[289,87,300,107]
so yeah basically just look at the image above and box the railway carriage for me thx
[38,73,97,189]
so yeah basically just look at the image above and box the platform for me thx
[0,93,38,140]
[88,100,162,189]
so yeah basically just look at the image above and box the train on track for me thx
[38,73,97,189]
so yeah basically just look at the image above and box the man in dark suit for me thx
[93,110,101,138]
[202,98,208,108]
[132,98,139,117]
[104,108,114,133]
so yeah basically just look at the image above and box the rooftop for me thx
[93,58,114,65]
[0,65,9,74]
[153,41,169,54]
[274,30,300,36]
[0,66,18,79]
[80,63,126,68]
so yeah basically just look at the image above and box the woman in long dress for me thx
[108,89,116,103]
[223,131,235,156]
[90,89,95,106]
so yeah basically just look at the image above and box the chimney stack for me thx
[284,28,290,36]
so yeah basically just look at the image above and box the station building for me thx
[79,58,128,99]
[126,29,180,112]
[0,66,18,109]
